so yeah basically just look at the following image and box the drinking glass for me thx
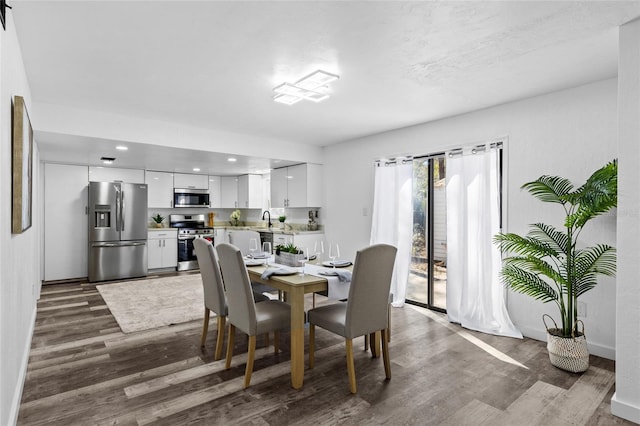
[249,238,258,258]
[314,240,325,264]
[329,243,340,268]
[262,242,272,266]
[298,248,310,275]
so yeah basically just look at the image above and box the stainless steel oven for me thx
[170,214,214,271]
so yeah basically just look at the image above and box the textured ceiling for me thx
[10,1,640,172]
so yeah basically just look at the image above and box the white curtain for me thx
[446,148,522,338]
[370,160,413,307]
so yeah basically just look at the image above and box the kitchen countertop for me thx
[148,226,323,235]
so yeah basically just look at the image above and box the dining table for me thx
[245,264,328,389]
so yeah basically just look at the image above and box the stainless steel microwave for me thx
[173,188,210,208]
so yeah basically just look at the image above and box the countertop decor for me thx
[230,209,241,226]
[151,213,165,228]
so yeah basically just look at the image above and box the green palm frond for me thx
[574,245,617,278]
[567,160,618,228]
[521,175,574,204]
[527,223,569,255]
[494,233,559,259]
[501,264,559,303]
[504,256,566,285]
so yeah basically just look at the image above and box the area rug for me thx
[96,274,204,333]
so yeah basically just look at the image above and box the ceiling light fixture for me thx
[227,157,237,162]
[193,168,200,172]
[273,69,339,105]
[116,146,128,151]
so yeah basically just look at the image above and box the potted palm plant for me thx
[494,160,617,373]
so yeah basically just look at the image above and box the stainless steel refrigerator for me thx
[88,181,148,282]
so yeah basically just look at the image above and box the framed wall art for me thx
[12,95,33,234]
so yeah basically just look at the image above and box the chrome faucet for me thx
[261,210,272,228]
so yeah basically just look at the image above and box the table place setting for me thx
[304,262,352,300]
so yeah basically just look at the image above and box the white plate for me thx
[322,260,352,268]
[244,259,265,266]
[266,267,297,276]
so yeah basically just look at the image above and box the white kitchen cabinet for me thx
[208,176,221,208]
[44,163,89,281]
[146,171,174,208]
[220,176,239,208]
[88,166,145,183]
[238,174,263,208]
[148,229,178,269]
[213,228,226,247]
[270,163,322,208]
[174,173,208,189]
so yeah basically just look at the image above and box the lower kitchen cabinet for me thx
[148,229,178,269]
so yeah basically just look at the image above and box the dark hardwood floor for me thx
[18,275,631,425]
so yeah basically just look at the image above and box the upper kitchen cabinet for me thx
[238,174,263,208]
[208,176,221,208]
[220,176,239,208]
[174,173,208,189]
[271,163,322,208]
[89,166,145,183]
[44,163,89,281]
[146,171,174,208]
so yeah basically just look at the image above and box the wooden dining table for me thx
[246,264,328,389]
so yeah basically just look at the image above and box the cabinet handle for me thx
[163,240,166,247]
[158,240,162,247]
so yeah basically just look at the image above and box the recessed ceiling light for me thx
[193,168,200,172]
[116,146,128,151]
[227,157,237,162]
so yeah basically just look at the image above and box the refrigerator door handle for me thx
[115,190,120,231]
[120,190,125,231]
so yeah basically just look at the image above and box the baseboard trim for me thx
[518,325,615,360]
[611,392,640,424]
[7,305,36,426]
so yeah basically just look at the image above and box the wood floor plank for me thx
[37,301,89,312]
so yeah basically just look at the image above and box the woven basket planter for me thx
[274,251,305,267]
[543,315,589,373]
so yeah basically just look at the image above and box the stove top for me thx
[178,228,215,236]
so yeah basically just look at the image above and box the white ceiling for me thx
[11,1,640,174]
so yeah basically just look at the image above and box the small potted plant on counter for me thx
[151,213,165,228]
[278,215,286,229]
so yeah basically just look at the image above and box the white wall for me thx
[611,18,640,424]
[0,14,41,426]
[323,79,618,358]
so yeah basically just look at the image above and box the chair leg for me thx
[312,293,316,308]
[200,308,210,347]
[382,328,391,380]
[244,335,257,388]
[364,334,369,352]
[274,330,280,354]
[265,332,270,348]
[369,332,381,358]
[225,324,236,369]
[387,303,391,343]
[309,323,315,369]
[346,338,357,394]
[214,315,226,361]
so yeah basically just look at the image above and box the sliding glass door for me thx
[407,156,447,311]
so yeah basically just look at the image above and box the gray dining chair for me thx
[193,238,228,360]
[193,238,269,360]
[307,243,397,394]
[216,243,291,388]
[226,230,261,256]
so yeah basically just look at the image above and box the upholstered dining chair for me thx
[216,243,291,388]
[307,243,397,394]
[193,238,269,360]
[226,230,261,256]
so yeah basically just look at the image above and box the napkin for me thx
[261,267,294,280]
[320,269,352,282]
